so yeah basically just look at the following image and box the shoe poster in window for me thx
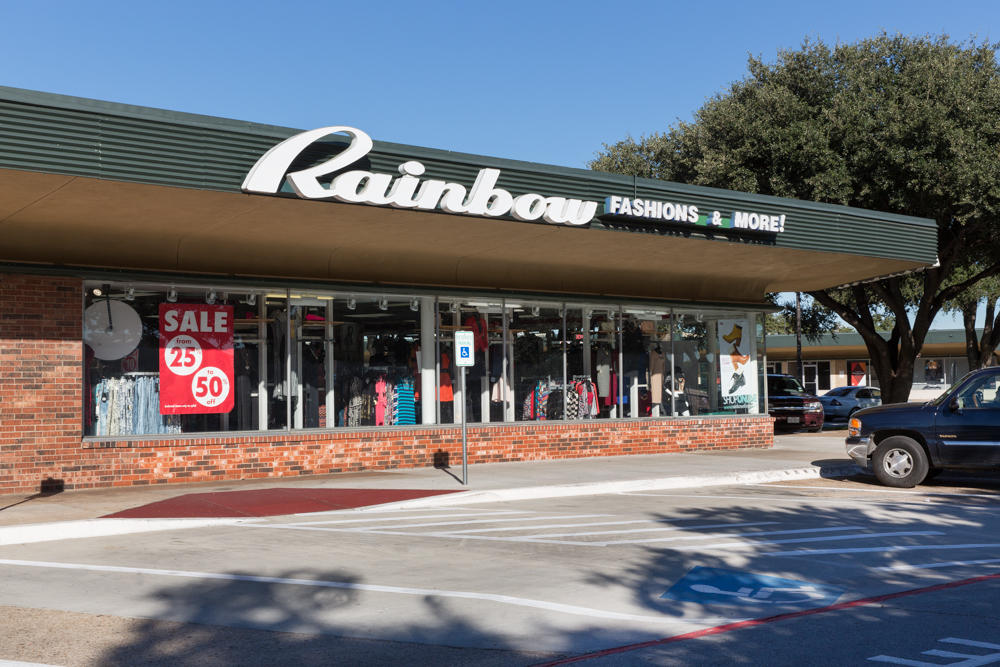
[718,319,758,413]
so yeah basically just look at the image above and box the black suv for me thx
[846,367,1000,487]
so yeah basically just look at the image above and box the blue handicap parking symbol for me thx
[662,566,844,607]
[460,348,470,359]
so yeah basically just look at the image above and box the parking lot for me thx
[3,467,1000,665]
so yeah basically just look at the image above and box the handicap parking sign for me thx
[455,331,475,367]
[662,566,844,607]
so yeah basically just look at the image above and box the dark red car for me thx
[767,374,824,432]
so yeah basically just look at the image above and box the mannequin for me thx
[663,365,690,416]
[649,343,665,412]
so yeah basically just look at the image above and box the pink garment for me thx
[375,378,387,426]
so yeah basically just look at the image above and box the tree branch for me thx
[935,261,1000,306]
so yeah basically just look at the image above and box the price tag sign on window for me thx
[455,330,475,367]
[159,303,235,414]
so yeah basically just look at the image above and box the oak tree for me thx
[592,34,1000,402]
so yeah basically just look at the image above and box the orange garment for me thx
[439,352,454,401]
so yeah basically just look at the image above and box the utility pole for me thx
[795,292,804,384]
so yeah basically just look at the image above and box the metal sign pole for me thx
[461,366,468,485]
[454,329,474,486]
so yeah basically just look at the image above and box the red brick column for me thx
[0,273,83,494]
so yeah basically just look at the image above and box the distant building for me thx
[765,330,994,401]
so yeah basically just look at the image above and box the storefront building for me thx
[0,88,938,494]
[767,330,985,401]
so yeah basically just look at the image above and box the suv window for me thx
[955,374,1000,409]
[768,375,809,396]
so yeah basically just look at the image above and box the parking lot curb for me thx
[0,463,863,544]
[353,463,864,512]
[0,517,249,547]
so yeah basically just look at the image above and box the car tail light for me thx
[848,417,861,437]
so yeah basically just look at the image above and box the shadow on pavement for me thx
[96,567,557,666]
[88,475,1000,665]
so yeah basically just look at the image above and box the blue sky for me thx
[2,0,996,327]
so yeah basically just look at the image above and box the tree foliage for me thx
[592,34,1000,402]
[764,293,841,339]
[941,267,1000,368]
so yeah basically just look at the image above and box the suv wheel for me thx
[873,436,929,488]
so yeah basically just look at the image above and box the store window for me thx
[510,303,566,420]
[921,359,945,386]
[329,294,421,428]
[756,320,768,414]
[583,308,621,418]
[83,281,765,436]
[617,310,671,418]
[84,284,280,436]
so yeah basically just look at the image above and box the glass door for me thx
[802,362,819,394]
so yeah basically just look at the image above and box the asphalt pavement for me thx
[0,431,859,544]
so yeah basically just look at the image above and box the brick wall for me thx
[0,273,83,494]
[0,272,774,495]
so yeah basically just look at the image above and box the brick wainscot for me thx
[1,273,773,495]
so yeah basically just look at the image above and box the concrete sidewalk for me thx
[0,432,857,533]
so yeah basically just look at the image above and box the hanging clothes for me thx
[375,377,387,426]
[463,314,488,351]
[596,346,611,397]
[439,352,454,402]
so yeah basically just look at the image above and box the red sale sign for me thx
[159,304,234,414]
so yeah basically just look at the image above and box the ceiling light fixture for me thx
[247,293,256,306]
[124,287,135,301]
[347,298,357,310]
[410,298,420,312]
[166,287,177,303]
[378,297,389,311]
[206,290,217,305]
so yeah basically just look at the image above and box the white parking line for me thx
[878,558,1000,572]
[529,521,840,544]
[346,514,610,531]
[287,510,532,526]
[870,636,1000,665]
[0,558,737,626]
[750,484,1000,500]
[619,491,997,509]
[655,531,943,552]
[471,520,777,538]
[241,523,605,546]
[772,542,1000,557]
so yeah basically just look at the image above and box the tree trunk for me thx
[809,277,933,405]
[963,297,1000,369]
[962,304,982,370]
